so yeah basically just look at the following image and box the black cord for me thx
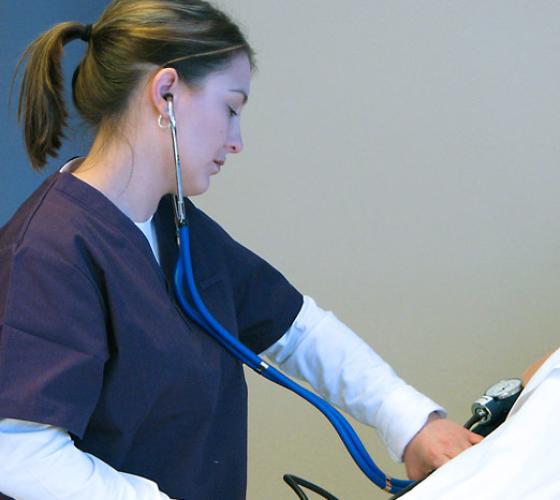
[283,474,339,500]
[283,475,308,500]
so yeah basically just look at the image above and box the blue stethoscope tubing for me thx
[164,94,412,495]
[174,226,411,494]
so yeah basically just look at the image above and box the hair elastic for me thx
[80,24,93,42]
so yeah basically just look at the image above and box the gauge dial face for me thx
[485,378,523,399]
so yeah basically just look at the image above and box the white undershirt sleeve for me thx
[0,419,172,500]
[262,296,446,462]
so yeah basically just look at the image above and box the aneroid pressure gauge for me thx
[466,378,523,436]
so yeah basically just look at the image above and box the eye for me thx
[228,106,239,118]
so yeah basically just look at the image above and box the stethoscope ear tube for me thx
[164,94,186,226]
[173,224,413,494]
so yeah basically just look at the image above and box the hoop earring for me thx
[158,115,171,129]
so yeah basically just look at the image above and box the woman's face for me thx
[174,53,251,196]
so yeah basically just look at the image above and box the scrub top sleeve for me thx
[0,245,108,439]
[169,198,303,353]
[227,241,303,354]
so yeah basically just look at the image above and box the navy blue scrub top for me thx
[0,171,303,500]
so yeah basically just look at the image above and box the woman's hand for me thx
[402,413,483,480]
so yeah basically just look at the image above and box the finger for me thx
[454,429,483,450]
[469,432,484,445]
[447,435,477,457]
[431,453,452,470]
[405,461,424,481]
[417,468,436,481]
[435,437,473,462]
[439,434,480,462]
[409,464,435,481]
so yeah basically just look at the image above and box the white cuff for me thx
[263,296,446,461]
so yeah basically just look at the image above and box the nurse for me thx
[0,1,481,499]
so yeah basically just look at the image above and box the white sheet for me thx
[401,348,560,499]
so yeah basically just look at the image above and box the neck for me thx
[73,122,172,222]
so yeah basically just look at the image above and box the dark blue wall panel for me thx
[0,1,108,224]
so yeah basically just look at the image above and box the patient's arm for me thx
[521,350,555,385]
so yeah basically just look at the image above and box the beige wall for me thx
[200,2,560,499]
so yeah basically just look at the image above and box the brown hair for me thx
[15,0,255,170]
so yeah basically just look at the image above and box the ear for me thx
[149,67,181,118]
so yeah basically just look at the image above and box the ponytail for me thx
[16,22,88,170]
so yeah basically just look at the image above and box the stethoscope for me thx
[162,93,412,496]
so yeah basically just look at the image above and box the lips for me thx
[213,160,224,167]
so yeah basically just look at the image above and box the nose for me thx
[228,142,242,154]
[226,125,243,154]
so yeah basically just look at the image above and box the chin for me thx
[184,179,211,197]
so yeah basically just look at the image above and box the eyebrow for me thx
[229,89,248,104]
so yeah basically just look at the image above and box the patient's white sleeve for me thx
[0,418,171,499]
[401,348,560,499]
[262,295,445,462]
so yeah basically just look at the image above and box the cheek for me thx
[181,116,225,158]
[174,127,215,196]
[192,100,229,140]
